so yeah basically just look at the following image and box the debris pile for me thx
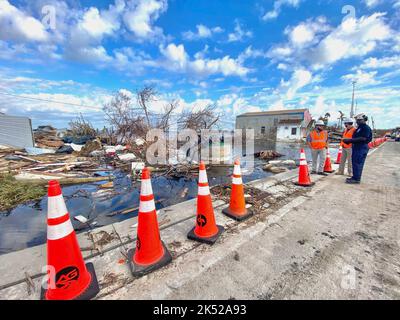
[255,150,284,160]
[34,126,64,149]
[262,159,297,174]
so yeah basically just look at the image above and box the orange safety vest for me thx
[309,130,328,149]
[340,127,356,148]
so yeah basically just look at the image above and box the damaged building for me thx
[235,108,312,142]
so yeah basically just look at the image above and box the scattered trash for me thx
[70,143,84,152]
[263,164,288,174]
[79,139,102,157]
[74,215,89,224]
[131,162,145,172]
[56,145,74,154]
[118,153,136,162]
[25,147,56,155]
[255,150,284,160]
[100,181,114,189]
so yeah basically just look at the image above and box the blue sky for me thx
[0,0,399,129]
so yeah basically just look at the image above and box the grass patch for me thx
[0,174,46,211]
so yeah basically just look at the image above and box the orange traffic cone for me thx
[335,146,343,164]
[42,180,99,300]
[187,161,224,245]
[222,159,253,221]
[128,168,172,277]
[294,149,315,187]
[324,149,334,173]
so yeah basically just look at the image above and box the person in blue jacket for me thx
[341,113,373,184]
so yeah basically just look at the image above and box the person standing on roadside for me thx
[336,118,356,176]
[342,113,373,184]
[307,120,329,176]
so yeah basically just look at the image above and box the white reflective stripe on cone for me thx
[198,186,210,195]
[232,177,242,185]
[300,160,308,166]
[139,199,156,213]
[48,195,68,219]
[233,165,241,175]
[47,220,74,240]
[300,153,306,159]
[140,179,153,196]
[199,170,208,183]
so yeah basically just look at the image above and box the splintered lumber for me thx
[14,175,114,186]
[15,155,43,163]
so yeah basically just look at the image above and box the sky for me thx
[0,0,399,129]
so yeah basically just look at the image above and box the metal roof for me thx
[237,108,308,117]
[278,119,303,124]
[0,114,35,148]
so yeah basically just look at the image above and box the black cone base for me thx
[41,262,100,300]
[294,181,315,187]
[187,225,224,245]
[222,206,254,222]
[127,241,172,278]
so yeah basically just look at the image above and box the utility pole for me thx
[350,81,356,118]
[371,116,376,137]
[355,100,358,116]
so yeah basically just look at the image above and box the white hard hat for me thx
[344,118,353,124]
[315,120,325,126]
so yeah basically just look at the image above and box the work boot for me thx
[346,179,360,184]
[335,172,344,175]
[317,172,329,176]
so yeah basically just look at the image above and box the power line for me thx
[0,91,101,110]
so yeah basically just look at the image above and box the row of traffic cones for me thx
[368,137,388,149]
[42,159,252,300]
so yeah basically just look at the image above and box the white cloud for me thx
[359,55,400,69]
[238,46,267,63]
[79,7,120,39]
[342,70,380,85]
[283,69,313,99]
[160,43,250,77]
[363,0,382,8]
[269,99,286,111]
[284,17,330,47]
[262,0,302,21]
[227,20,252,42]
[0,0,49,42]
[123,0,167,40]
[269,13,393,70]
[310,13,391,68]
[182,24,223,41]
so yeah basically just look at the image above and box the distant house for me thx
[236,108,312,141]
[0,114,34,148]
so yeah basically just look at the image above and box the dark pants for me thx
[352,145,369,181]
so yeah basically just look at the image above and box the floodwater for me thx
[0,141,339,255]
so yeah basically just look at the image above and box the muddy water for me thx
[0,142,339,255]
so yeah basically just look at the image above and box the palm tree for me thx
[318,113,331,126]
[338,111,344,128]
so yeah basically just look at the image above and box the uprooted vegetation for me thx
[103,86,221,143]
[0,174,46,211]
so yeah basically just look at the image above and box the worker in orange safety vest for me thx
[336,118,356,176]
[307,120,329,176]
